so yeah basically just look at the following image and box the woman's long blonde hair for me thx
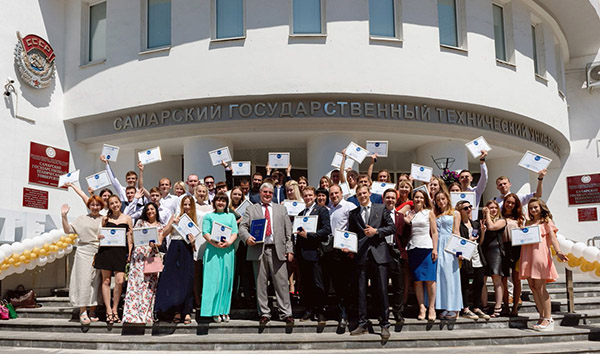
[434,190,454,216]
[179,195,197,224]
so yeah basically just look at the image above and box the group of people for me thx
[60,147,567,340]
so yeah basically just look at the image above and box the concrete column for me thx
[306,133,354,186]
[183,136,232,182]
[415,139,469,176]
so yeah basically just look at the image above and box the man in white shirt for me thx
[458,150,488,209]
[185,174,200,197]
[493,169,547,208]
[149,187,172,225]
[158,178,179,216]
[101,155,143,204]
[123,186,146,220]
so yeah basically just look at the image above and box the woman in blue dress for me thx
[434,190,462,319]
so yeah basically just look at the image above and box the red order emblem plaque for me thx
[567,173,600,206]
[29,142,70,188]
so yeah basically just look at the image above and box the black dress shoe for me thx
[259,316,270,325]
[350,326,368,336]
[339,317,349,328]
[300,311,313,322]
[381,326,391,341]
[317,313,327,324]
[284,316,295,325]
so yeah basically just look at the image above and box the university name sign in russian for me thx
[112,99,560,154]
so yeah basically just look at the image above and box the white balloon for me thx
[42,233,53,245]
[65,245,74,254]
[10,242,24,257]
[21,238,34,252]
[15,264,26,274]
[0,243,12,255]
[56,250,65,259]
[557,234,566,242]
[37,256,48,267]
[25,262,36,270]
[582,247,600,263]
[47,253,56,263]
[49,229,61,243]
[560,240,574,254]
[571,242,587,258]
[0,250,6,264]
[32,236,45,250]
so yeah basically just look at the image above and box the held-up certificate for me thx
[101,144,120,162]
[293,215,318,233]
[211,222,232,243]
[100,227,126,247]
[465,136,492,158]
[133,227,158,247]
[235,199,252,216]
[268,152,290,169]
[413,185,430,198]
[138,146,162,165]
[366,141,389,157]
[58,170,80,187]
[450,191,477,219]
[331,152,355,170]
[339,182,352,197]
[86,171,111,190]
[411,163,433,183]
[445,234,478,260]
[232,161,251,176]
[371,182,396,195]
[209,146,232,166]
[283,199,306,216]
[518,151,552,173]
[344,142,369,164]
[174,213,202,243]
[333,229,358,253]
[511,225,542,246]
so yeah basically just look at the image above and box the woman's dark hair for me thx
[139,202,161,225]
[315,188,329,206]
[106,195,121,218]
[212,192,230,212]
[99,188,113,198]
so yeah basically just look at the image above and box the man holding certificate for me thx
[295,186,331,324]
[458,150,488,211]
[238,183,294,326]
[493,169,546,208]
[100,155,142,205]
[348,186,396,340]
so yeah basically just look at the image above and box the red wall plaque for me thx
[567,173,600,206]
[577,207,598,222]
[28,142,70,188]
[22,187,49,209]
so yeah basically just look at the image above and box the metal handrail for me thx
[587,236,600,247]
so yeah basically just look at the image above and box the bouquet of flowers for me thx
[441,169,460,186]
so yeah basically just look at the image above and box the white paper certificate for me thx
[235,199,253,216]
[413,185,430,198]
[366,141,389,157]
[100,227,126,247]
[232,161,251,176]
[58,170,80,187]
[138,146,162,165]
[344,142,369,164]
[333,229,358,253]
[371,182,396,195]
[511,225,542,246]
[330,152,356,170]
[450,191,477,219]
[101,144,120,162]
[518,151,552,173]
[411,163,433,183]
[211,221,232,243]
[174,213,202,243]
[293,215,318,233]
[339,182,352,197]
[465,136,492,158]
[268,152,290,169]
[283,199,306,216]
[86,171,111,190]
[133,227,158,247]
[444,234,477,260]
[209,146,232,166]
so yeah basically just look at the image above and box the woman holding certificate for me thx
[195,184,210,207]
[395,181,413,211]
[61,196,104,325]
[201,193,238,322]
[285,180,303,201]
[156,196,197,324]
[406,189,438,321]
[501,194,524,316]
[481,200,507,318]
[122,202,163,324]
[95,195,133,323]
[433,191,462,319]
[520,198,568,331]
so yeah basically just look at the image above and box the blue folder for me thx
[250,218,267,243]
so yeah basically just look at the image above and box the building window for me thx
[291,0,324,35]
[530,23,545,77]
[88,1,107,63]
[369,0,401,39]
[492,4,506,61]
[531,25,539,74]
[146,0,171,49]
[554,43,565,94]
[215,0,245,39]
[438,0,458,47]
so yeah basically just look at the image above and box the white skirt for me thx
[69,244,100,308]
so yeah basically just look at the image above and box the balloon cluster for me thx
[0,229,77,280]
[553,234,600,279]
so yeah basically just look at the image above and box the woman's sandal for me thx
[417,306,426,321]
[88,311,99,322]
[490,307,503,318]
[106,313,114,324]
[113,313,121,323]
[184,314,192,325]
[79,312,91,325]
[173,313,182,323]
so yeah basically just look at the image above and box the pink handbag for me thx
[143,246,164,275]
[0,302,10,320]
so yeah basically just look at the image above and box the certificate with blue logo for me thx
[250,219,267,243]
[211,221,232,243]
[518,151,552,173]
[100,227,126,247]
[283,199,306,216]
[235,199,252,216]
[58,170,80,187]
[333,229,358,253]
[445,234,477,260]
[138,146,162,165]
[232,161,251,176]
[465,136,492,158]
[331,152,355,170]
[344,142,369,164]
[268,152,290,169]
[371,182,396,195]
[293,215,318,233]
[366,140,388,157]
[174,213,202,243]
[133,227,158,247]
[511,225,541,246]
[209,146,232,166]
[411,163,433,183]
[101,144,120,162]
[85,171,111,191]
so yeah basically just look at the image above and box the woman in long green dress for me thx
[201,192,238,322]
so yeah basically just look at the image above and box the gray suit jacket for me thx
[238,203,293,262]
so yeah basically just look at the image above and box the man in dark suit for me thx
[249,172,264,204]
[296,186,331,323]
[348,185,396,340]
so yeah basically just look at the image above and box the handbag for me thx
[0,302,9,320]
[143,246,164,274]
[5,285,36,309]
[4,301,17,319]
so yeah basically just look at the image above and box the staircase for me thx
[1,280,600,352]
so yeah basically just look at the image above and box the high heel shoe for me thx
[535,318,554,331]
[427,308,436,322]
[417,306,426,321]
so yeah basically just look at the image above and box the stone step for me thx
[0,325,598,351]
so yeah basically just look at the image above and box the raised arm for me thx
[475,151,488,198]
[534,169,546,198]
[366,154,378,180]
[222,161,234,190]
[61,204,73,233]
[102,155,127,202]
[65,182,89,205]
[137,161,144,191]
[339,150,347,184]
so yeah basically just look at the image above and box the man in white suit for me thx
[239,183,294,325]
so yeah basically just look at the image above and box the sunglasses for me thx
[462,205,473,211]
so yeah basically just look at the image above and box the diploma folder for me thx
[250,218,267,243]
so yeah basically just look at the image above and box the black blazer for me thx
[296,205,331,261]
[458,219,487,273]
[348,203,396,265]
